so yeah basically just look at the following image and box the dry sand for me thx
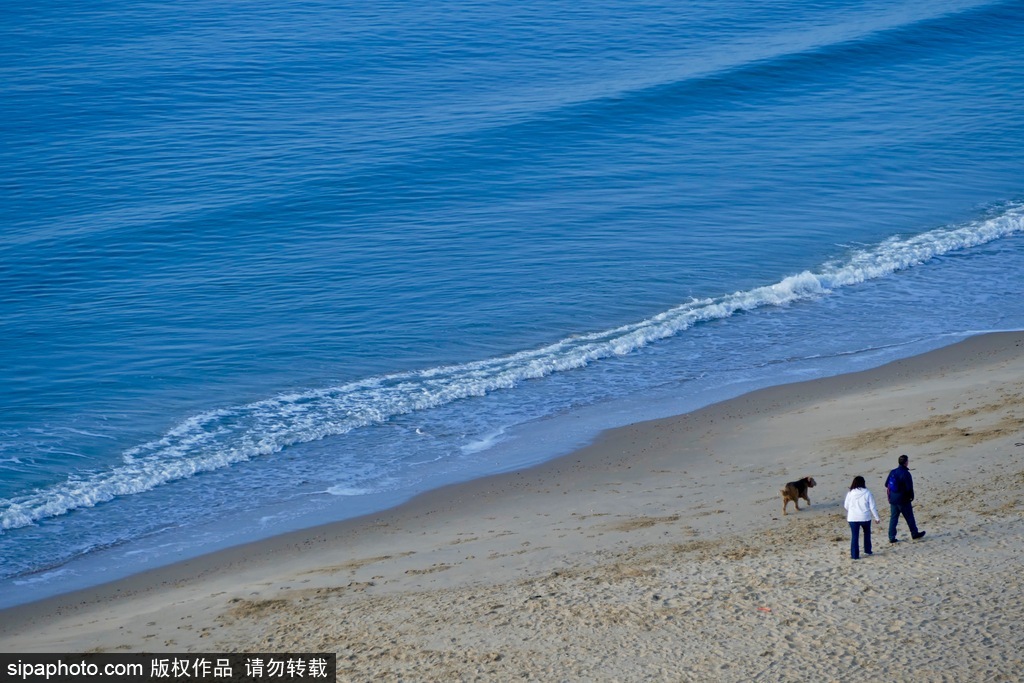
[2,332,1023,681]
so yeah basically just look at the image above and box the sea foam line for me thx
[2,203,1022,530]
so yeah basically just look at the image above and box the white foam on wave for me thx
[325,486,377,497]
[2,203,1022,530]
[11,567,75,586]
[461,427,508,455]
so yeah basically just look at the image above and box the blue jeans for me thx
[888,502,920,541]
[849,521,872,559]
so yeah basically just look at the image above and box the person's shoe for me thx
[864,551,873,556]
[889,539,899,544]
[912,531,926,540]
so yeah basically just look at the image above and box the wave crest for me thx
[2,202,1022,530]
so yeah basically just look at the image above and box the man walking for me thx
[886,454,925,543]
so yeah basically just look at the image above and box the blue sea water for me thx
[2,0,1023,607]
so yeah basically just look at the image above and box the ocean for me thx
[2,0,1022,608]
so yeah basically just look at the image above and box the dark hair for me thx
[850,475,866,490]
[898,454,909,466]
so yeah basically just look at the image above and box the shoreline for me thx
[0,334,962,614]
[2,331,1023,679]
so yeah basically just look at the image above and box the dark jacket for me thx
[886,465,915,505]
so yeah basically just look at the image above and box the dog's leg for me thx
[782,497,788,515]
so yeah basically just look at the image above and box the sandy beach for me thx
[2,332,1022,681]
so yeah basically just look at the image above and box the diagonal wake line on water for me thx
[2,202,1023,530]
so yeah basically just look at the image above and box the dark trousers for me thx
[849,521,872,559]
[888,502,920,541]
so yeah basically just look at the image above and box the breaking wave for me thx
[3,202,1022,530]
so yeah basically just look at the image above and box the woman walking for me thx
[844,476,881,560]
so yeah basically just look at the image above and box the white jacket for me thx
[844,487,880,522]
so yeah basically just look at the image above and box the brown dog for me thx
[780,476,816,515]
